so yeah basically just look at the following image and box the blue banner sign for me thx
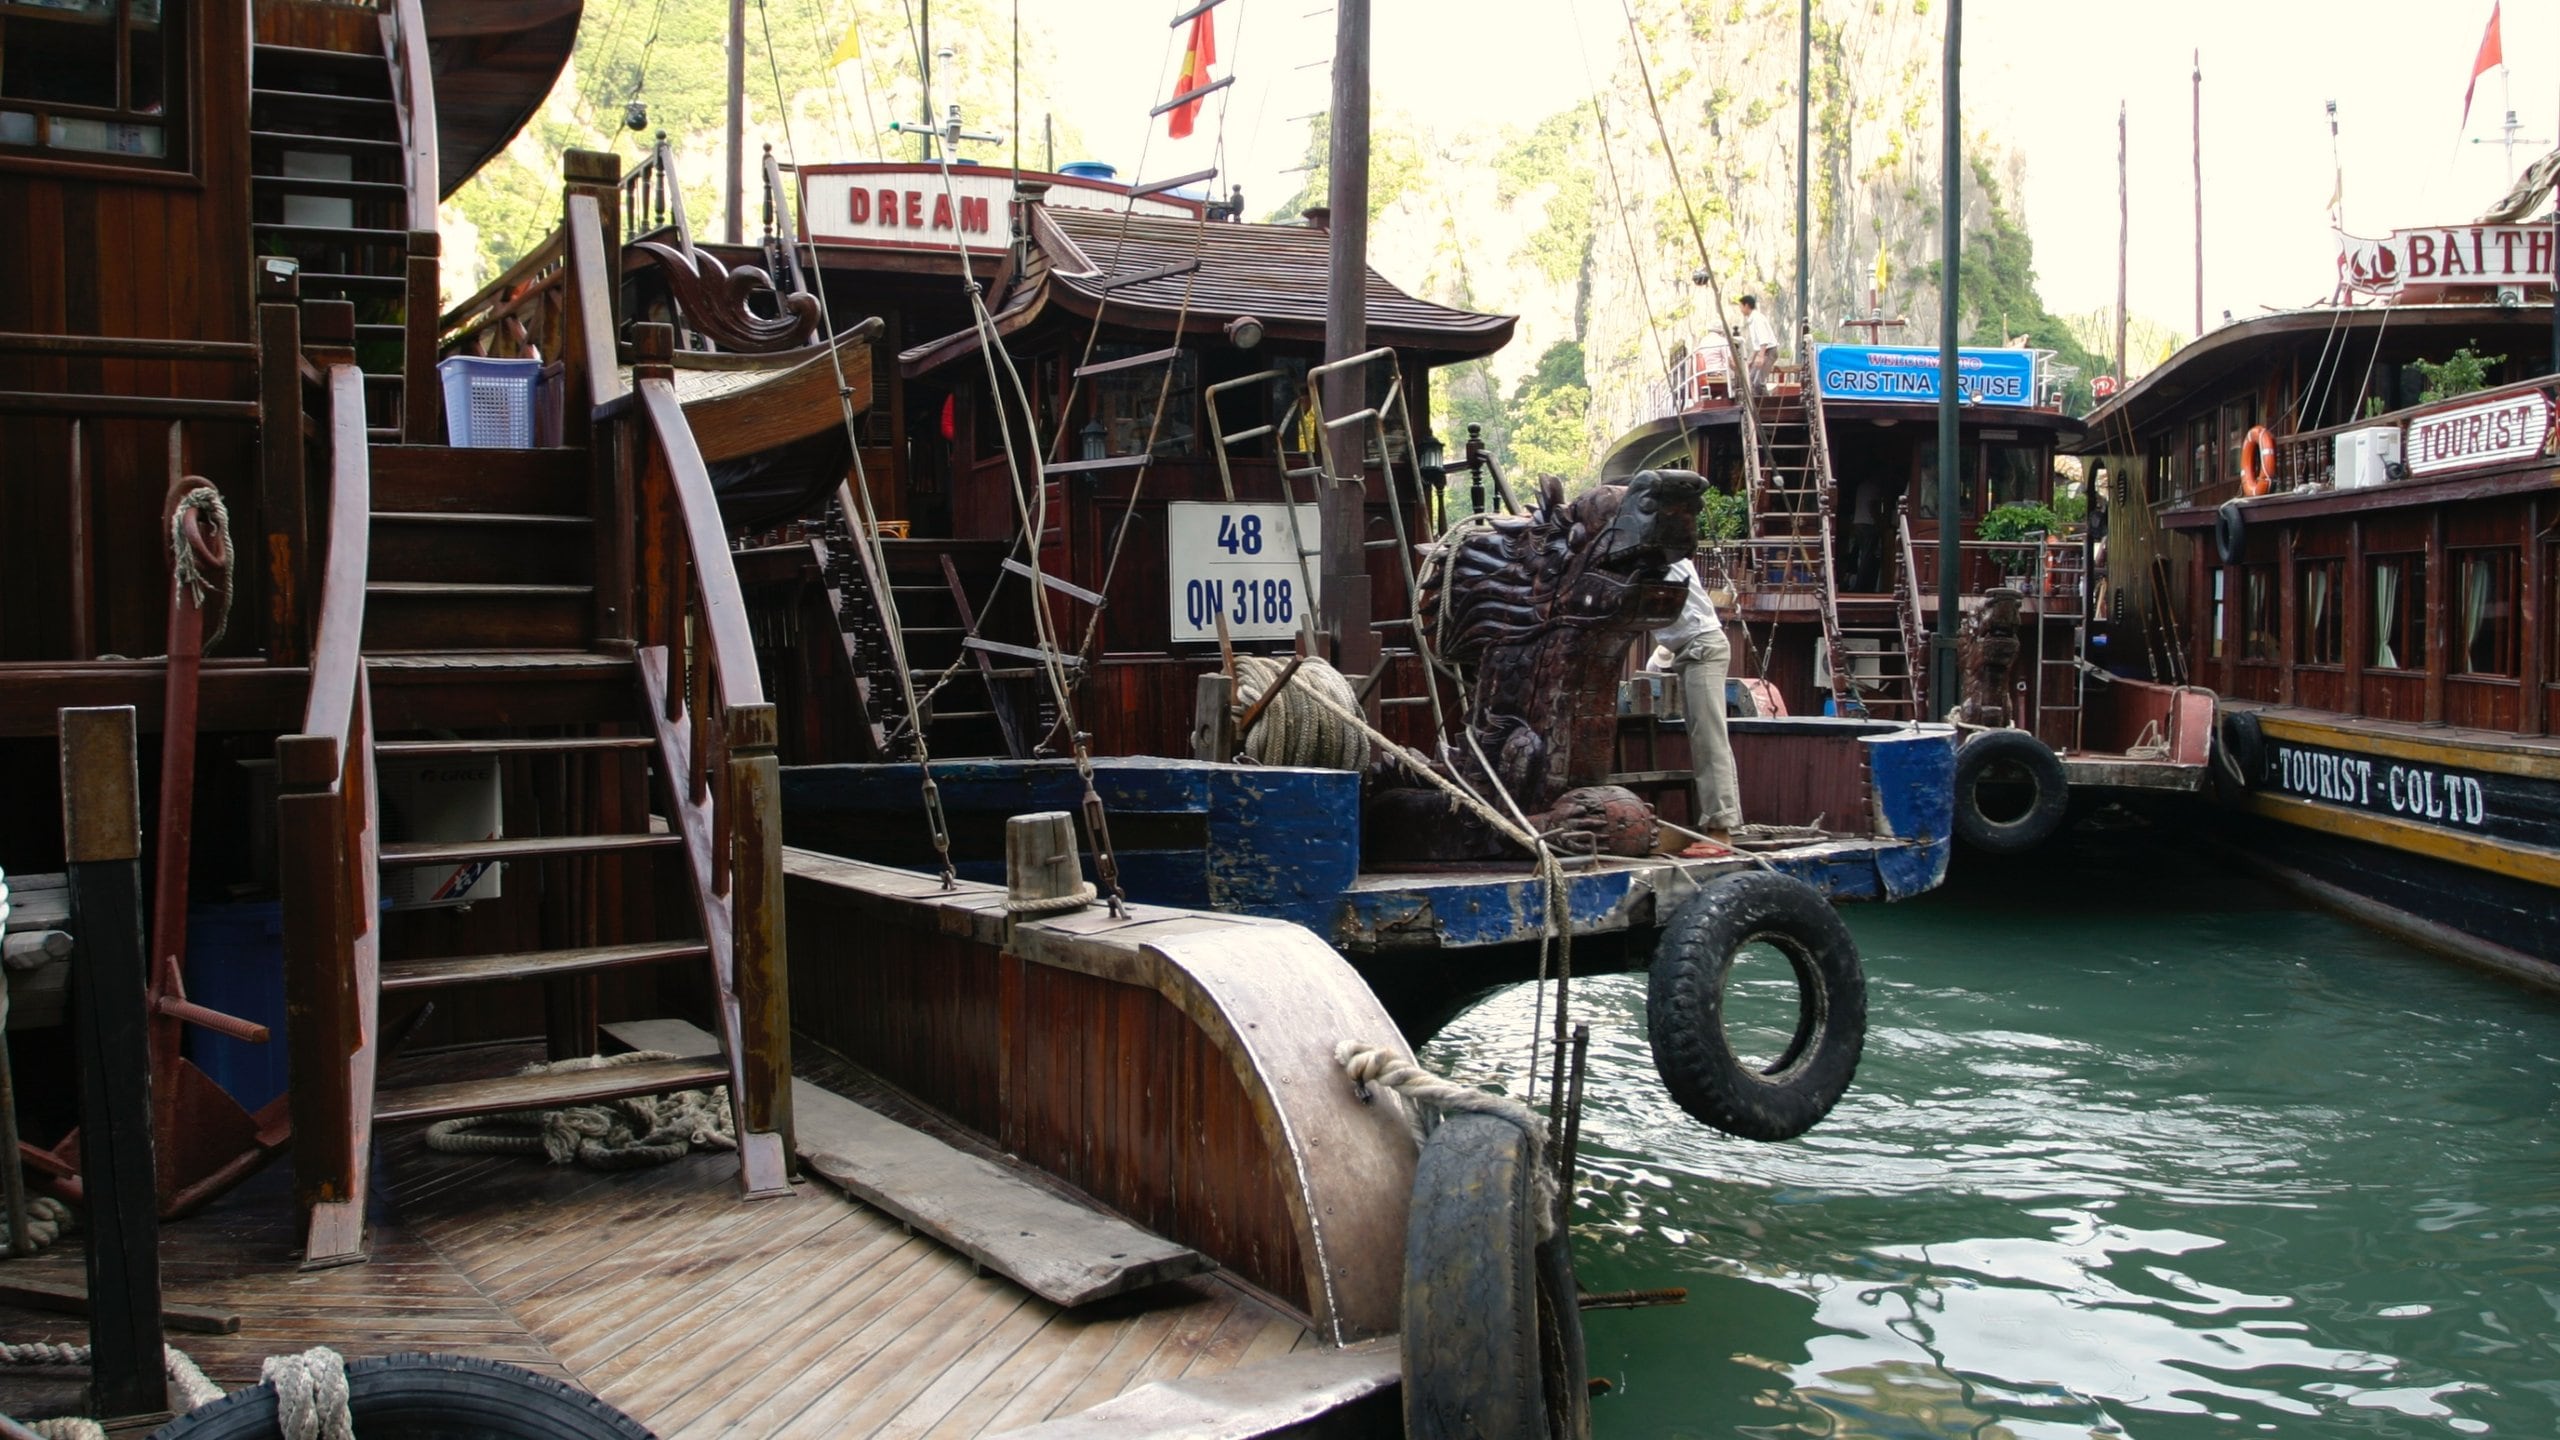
[1812,344,2039,408]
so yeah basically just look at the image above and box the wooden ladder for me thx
[278,179,792,1267]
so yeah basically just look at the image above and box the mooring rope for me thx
[261,1346,352,1440]
[169,482,233,650]
[1335,1041,1557,1240]
[1231,656,1369,772]
[0,1342,229,1436]
[1004,882,1097,918]
[0,1196,69,1254]
[423,1051,733,1169]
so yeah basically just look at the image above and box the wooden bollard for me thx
[1004,812,1092,918]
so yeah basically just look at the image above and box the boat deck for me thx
[0,1047,1315,1436]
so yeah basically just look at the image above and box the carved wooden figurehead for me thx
[1956,586,2027,727]
[1373,469,1707,861]
[630,241,824,355]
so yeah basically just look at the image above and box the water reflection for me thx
[1423,861,2558,1438]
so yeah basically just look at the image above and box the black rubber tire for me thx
[152,1353,656,1439]
[2213,707,2264,802]
[1402,1111,1589,1440]
[2215,499,2247,566]
[1646,871,1866,1142]
[1952,727,2069,855]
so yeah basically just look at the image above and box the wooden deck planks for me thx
[0,1051,1323,1437]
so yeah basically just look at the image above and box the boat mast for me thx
[725,0,745,244]
[2191,50,2203,338]
[2116,99,2128,382]
[1932,0,1962,704]
[1322,0,1378,697]
[1794,0,1810,351]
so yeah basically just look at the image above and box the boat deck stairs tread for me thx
[379,832,679,866]
[605,1019,1213,1309]
[983,1338,1400,1440]
[373,1053,728,1126]
[375,735,655,756]
[382,940,712,992]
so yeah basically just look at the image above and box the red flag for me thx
[1168,12,1217,139]
[2463,2,2503,129]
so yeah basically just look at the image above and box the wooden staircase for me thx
[247,0,439,444]
[277,172,792,1267]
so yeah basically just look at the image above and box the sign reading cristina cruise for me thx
[1811,345,2039,408]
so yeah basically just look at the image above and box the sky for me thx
[1006,1,2555,338]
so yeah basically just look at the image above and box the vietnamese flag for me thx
[1168,11,1217,139]
[2462,2,2503,130]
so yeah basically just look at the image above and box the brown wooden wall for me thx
[0,0,257,661]
[784,874,1310,1314]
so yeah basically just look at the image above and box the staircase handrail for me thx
[274,360,380,1253]
[382,0,438,231]
[1895,504,1930,716]
[567,178,791,1194]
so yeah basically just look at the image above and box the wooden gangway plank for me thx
[605,1020,1211,1308]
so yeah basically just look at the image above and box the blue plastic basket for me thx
[439,355,542,448]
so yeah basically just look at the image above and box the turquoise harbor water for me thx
[1424,839,2559,1438]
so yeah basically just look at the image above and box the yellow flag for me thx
[827,22,862,68]
[1872,242,1890,294]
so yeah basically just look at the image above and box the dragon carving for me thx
[1366,469,1706,860]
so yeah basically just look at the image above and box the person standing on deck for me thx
[1658,559,1741,843]
[1737,295,1780,395]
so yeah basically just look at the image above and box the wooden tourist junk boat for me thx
[2074,200,2560,986]
[1601,331,2212,854]
[0,0,1649,1434]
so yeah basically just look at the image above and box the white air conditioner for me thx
[2334,426,2402,489]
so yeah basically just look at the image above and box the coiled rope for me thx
[1004,882,1097,918]
[169,483,233,650]
[1335,1041,1557,1240]
[1231,656,1369,772]
[0,1342,229,1437]
[423,1051,733,1169]
[0,1196,69,1254]
[261,1346,352,1440]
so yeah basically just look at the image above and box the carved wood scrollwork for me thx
[632,240,823,355]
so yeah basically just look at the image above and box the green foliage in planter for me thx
[1978,501,2060,574]
[1700,488,1748,542]
[2411,344,2507,405]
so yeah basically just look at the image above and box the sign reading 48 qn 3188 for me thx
[1167,501,1321,644]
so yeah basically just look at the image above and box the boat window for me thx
[0,0,180,168]
[2219,396,2257,492]
[2241,564,2279,662]
[2369,553,2427,670]
[2210,568,2227,660]
[1914,446,1979,520]
[2148,429,2178,499]
[2452,547,2519,676]
[1985,443,2042,509]
[2187,415,2214,495]
[2296,558,2344,666]
[1088,345,1199,459]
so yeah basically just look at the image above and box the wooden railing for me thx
[621,131,696,259]
[439,230,567,362]
[274,360,380,1261]
[382,0,440,442]
[565,176,793,1193]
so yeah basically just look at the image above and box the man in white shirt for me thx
[1655,558,1741,841]
[1738,295,1780,395]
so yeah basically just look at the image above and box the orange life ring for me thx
[2238,425,2276,497]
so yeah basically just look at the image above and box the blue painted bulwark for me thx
[781,757,1359,929]
[1862,727,1957,900]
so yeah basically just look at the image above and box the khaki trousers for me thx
[1675,630,1742,831]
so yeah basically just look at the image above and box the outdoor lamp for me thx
[1079,419,1107,461]
[1225,314,1266,350]
[1418,431,1446,485]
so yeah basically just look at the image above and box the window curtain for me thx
[2306,567,2330,660]
[2462,558,2493,671]
[2373,564,2399,669]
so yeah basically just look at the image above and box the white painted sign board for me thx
[1167,501,1322,644]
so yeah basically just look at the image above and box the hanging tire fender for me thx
[1646,870,1866,1142]
[153,1353,656,1439]
[1951,727,2070,854]
[1401,1111,1590,1440]
[2215,499,2248,566]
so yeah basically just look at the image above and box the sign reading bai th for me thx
[2403,388,2553,477]
[2338,224,2559,297]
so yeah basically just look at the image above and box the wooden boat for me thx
[0,1,1508,1433]
[2080,277,2560,985]
[1601,338,2215,853]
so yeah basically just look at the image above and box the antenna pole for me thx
[2191,50,2203,338]
[1795,0,1811,352]
[918,0,933,161]
[1012,0,1021,179]
[724,0,745,244]
[2116,98,2128,381]
[1932,0,1962,707]
[1322,0,1377,700]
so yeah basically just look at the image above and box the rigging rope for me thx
[1335,1041,1558,1239]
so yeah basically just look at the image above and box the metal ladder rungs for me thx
[1131,167,1218,199]
[1094,258,1201,291]
[1074,346,1180,379]
[1220,423,1277,445]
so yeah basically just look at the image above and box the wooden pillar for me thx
[275,731,356,1228]
[2345,517,2366,717]
[726,704,793,1197]
[256,265,306,666]
[2277,528,2297,704]
[2522,497,2545,736]
[402,230,442,445]
[57,706,168,1421]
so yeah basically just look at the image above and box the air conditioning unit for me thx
[2334,426,2402,489]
